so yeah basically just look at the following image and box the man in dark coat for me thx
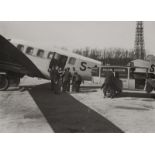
[53,66,61,94]
[72,71,76,92]
[62,68,72,92]
[74,72,82,92]
[101,71,115,98]
[114,72,122,95]
[48,57,58,91]
[49,66,55,91]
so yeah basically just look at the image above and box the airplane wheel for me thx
[0,75,9,91]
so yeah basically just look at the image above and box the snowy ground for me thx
[0,77,52,132]
[0,77,155,132]
[72,89,155,132]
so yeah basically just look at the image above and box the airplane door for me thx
[49,53,68,70]
[59,55,68,69]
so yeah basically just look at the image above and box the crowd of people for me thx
[48,64,123,97]
[101,71,123,98]
[48,66,82,94]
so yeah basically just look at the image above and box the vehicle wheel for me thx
[0,75,9,91]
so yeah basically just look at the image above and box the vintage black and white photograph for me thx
[0,21,155,133]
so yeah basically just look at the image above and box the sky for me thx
[0,21,155,55]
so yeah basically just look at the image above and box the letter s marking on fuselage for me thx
[80,62,87,71]
[150,64,155,72]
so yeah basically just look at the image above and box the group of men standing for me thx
[48,66,82,94]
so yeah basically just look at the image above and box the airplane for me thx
[0,35,101,91]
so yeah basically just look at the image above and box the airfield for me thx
[0,77,155,133]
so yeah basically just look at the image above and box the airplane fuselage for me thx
[0,35,101,90]
[11,40,101,80]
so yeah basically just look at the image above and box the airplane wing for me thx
[0,35,46,79]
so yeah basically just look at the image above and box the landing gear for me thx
[0,75,9,91]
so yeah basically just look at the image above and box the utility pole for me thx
[134,21,146,60]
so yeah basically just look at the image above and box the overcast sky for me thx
[0,21,155,55]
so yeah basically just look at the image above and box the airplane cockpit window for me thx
[68,57,76,65]
[26,47,34,55]
[17,44,24,52]
[47,52,54,59]
[37,49,44,58]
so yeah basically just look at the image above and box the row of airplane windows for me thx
[16,44,77,65]
[17,44,76,65]
[16,44,54,59]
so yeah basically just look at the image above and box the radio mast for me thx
[134,21,146,59]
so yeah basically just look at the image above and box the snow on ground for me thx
[20,76,49,86]
[71,89,155,133]
[0,77,53,132]
[1,76,155,132]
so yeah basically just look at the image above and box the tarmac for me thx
[0,77,155,133]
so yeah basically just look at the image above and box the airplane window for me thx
[17,44,24,52]
[37,49,44,58]
[47,52,54,59]
[26,47,34,55]
[68,57,76,65]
